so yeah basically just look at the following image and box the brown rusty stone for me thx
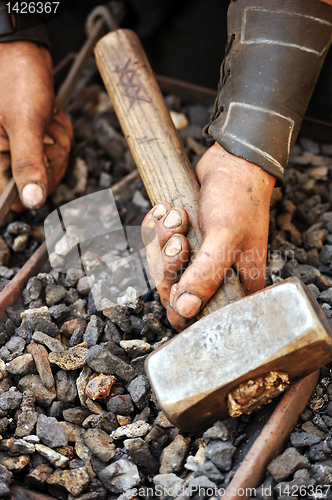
[117,415,132,426]
[59,421,85,443]
[0,452,30,471]
[47,466,90,496]
[54,445,75,459]
[49,342,88,371]
[60,318,87,338]
[85,373,116,400]
[27,463,53,486]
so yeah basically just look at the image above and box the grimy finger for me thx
[169,234,236,323]
[153,234,190,308]
[10,116,48,209]
[234,248,267,295]
[141,202,172,245]
[143,205,189,282]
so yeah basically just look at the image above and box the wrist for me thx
[0,40,52,68]
[196,142,276,196]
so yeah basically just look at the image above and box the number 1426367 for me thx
[275,484,331,498]
[6,2,60,14]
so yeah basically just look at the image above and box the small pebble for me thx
[48,342,88,370]
[111,420,151,439]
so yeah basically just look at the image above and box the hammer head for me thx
[145,278,332,431]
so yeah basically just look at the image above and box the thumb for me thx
[169,236,235,319]
[10,121,48,209]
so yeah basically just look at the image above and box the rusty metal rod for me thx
[0,177,18,227]
[10,485,58,499]
[0,218,64,319]
[224,370,319,500]
[0,169,141,320]
[56,17,107,109]
[0,242,48,319]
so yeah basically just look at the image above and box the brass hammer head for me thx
[145,278,332,432]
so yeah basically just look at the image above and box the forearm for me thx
[204,0,332,182]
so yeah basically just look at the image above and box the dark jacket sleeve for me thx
[204,0,332,182]
[0,1,76,49]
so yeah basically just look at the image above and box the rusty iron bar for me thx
[53,51,76,87]
[156,74,218,106]
[0,178,18,227]
[224,370,320,500]
[10,484,58,500]
[56,18,107,109]
[57,4,122,109]
[0,242,48,319]
[0,214,68,320]
[0,168,141,320]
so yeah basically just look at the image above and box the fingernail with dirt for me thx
[22,184,44,209]
[176,292,202,318]
[170,283,178,303]
[153,203,167,219]
[43,134,55,145]
[165,236,182,256]
[164,209,181,228]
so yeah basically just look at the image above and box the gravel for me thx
[267,447,310,482]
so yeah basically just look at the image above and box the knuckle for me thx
[13,159,38,176]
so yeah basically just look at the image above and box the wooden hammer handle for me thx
[94,29,244,313]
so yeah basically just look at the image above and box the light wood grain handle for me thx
[94,29,244,313]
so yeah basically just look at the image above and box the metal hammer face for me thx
[146,277,332,432]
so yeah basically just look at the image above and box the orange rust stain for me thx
[85,373,116,400]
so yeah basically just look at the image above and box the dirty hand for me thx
[0,41,73,211]
[142,142,276,331]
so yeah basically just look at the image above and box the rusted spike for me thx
[0,241,48,319]
[0,169,140,321]
[223,370,319,500]
[10,484,58,499]
[0,178,18,228]
[56,18,107,110]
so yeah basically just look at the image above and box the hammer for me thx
[94,30,332,432]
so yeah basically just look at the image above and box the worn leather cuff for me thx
[204,0,332,181]
[0,2,50,49]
